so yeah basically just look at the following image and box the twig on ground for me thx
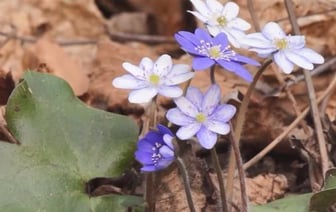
[105,27,176,44]
[285,0,329,176]
[0,31,97,46]
[243,71,336,170]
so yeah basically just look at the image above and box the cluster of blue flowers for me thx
[112,0,324,172]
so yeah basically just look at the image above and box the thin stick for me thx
[0,31,96,46]
[176,156,196,212]
[211,148,228,212]
[229,123,248,212]
[226,58,272,204]
[243,72,336,170]
[246,0,261,31]
[284,0,329,176]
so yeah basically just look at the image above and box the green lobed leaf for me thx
[309,168,336,211]
[1,71,141,211]
[250,193,312,212]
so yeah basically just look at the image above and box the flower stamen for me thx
[275,38,288,50]
[149,74,160,85]
[216,16,227,26]
[196,113,206,123]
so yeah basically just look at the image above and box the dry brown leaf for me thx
[22,38,90,96]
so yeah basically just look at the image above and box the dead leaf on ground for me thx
[22,38,90,96]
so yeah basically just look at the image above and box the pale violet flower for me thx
[189,0,251,47]
[166,84,236,149]
[112,54,194,103]
[242,22,324,74]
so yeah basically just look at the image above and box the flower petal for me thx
[163,134,174,149]
[207,25,221,37]
[262,22,286,40]
[196,127,217,149]
[165,64,194,85]
[192,57,215,70]
[156,158,174,170]
[112,75,148,89]
[157,124,173,136]
[296,48,324,64]
[128,87,157,103]
[159,146,174,158]
[242,33,274,49]
[190,0,211,17]
[222,2,239,20]
[153,54,173,76]
[210,104,236,122]
[202,84,221,115]
[222,28,245,48]
[229,18,251,31]
[174,32,202,55]
[233,54,260,66]
[206,0,224,13]
[217,60,253,82]
[122,62,147,79]
[139,57,154,76]
[188,10,208,23]
[273,51,294,74]
[158,86,183,98]
[213,32,229,47]
[135,151,153,164]
[195,28,213,43]
[174,96,199,117]
[206,120,230,135]
[287,35,306,50]
[285,51,314,70]
[166,108,196,126]
[176,123,202,140]
[186,86,203,110]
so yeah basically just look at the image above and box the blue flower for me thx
[135,125,175,172]
[175,28,260,82]
[166,84,236,149]
[241,22,324,74]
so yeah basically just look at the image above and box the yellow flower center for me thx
[217,16,227,26]
[196,113,206,123]
[208,46,221,59]
[149,74,160,85]
[275,38,288,50]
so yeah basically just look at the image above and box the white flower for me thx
[242,22,324,74]
[112,54,194,103]
[188,0,251,48]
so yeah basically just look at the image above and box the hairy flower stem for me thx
[226,58,272,207]
[284,0,329,177]
[229,123,248,212]
[176,156,196,212]
[210,65,216,84]
[211,148,228,212]
[144,98,158,212]
[209,64,228,212]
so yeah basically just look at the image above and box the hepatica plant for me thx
[110,0,325,211]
